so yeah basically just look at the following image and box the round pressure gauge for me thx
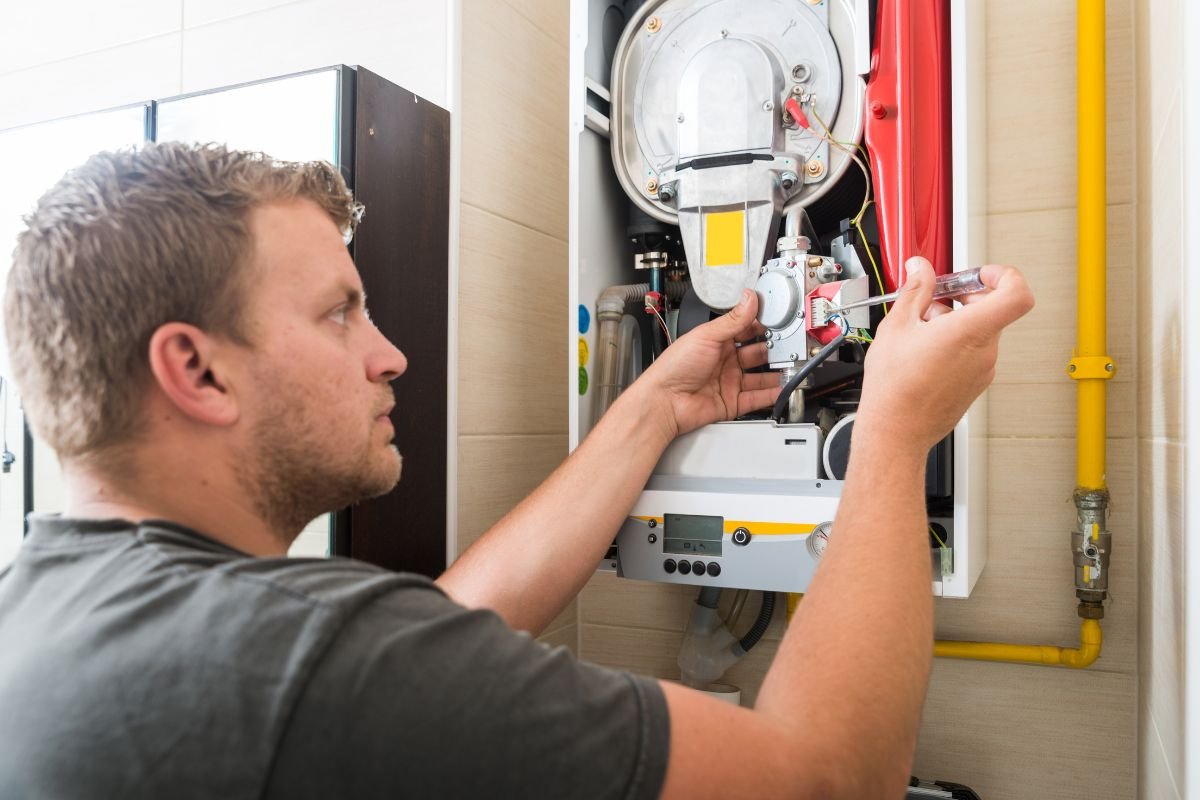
[807,522,833,559]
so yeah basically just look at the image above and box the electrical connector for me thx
[810,297,834,327]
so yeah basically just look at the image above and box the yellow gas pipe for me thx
[931,0,1111,668]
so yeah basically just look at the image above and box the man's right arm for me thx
[656,260,1035,799]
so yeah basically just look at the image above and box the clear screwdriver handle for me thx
[930,267,987,301]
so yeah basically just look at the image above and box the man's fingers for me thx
[701,289,760,342]
[736,386,782,416]
[736,341,770,370]
[891,257,936,321]
[741,371,780,391]
[949,265,1035,333]
[923,300,953,320]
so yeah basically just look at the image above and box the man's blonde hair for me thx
[4,141,362,459]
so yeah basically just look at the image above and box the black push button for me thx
[663,559,677,574]
[678,560,692,575]
[706,562,721,577]
[732,527,751,546]
[693,561,705,576]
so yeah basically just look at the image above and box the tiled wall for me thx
[1135,0,1186,796]
[571,2,1141,798]
[0,0,450,131]
[455,1,575,650]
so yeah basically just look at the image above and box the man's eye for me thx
[328,306,349,325]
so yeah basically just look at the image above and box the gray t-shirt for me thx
[0,517,669,798]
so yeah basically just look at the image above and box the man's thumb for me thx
[706,288,756,335]
[894,257,935,319]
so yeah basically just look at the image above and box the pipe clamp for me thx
[1066,355,1117,379]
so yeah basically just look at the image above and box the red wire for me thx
[785,97,810,129]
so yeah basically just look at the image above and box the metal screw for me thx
[810,346,821,356]
[1105,363,1115,372]
[646,178,659,194]
[806,255,823,268]
[792,63,812,82]
[368,127,376,136]
[788,352,798,361]
[781,171,798,191]
[646,16,661,32]
[677,113,685,123]
[720,29,729,38]
[792,85,806,96]
[806,160,825,178]
[763,100,774,111]
[766,340,774,349]
[659,185,674,202]
[1069,364,1077,373]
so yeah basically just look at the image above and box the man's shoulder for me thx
[134,521,445,614]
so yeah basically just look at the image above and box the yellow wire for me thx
[809,105,889,315]
[929,525,948,550]
[853,213,889,314]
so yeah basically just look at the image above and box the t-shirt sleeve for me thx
[264,585,670,799]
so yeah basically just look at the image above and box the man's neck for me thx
[62,458,292,557]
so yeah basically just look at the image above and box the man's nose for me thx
[368,328,408,383]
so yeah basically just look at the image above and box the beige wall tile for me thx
[987,205,1134,385]
[538,623,578,656]
[461,1,568,239]
[986,0,1134,214]
[542,597,578,639]
[987,381,1135,440]
[458,205,568,435]
[915,659,1136,800]
[580,571,695,632]
[456,434,567,553]
[501,0,570,46]
[580,624,683,681]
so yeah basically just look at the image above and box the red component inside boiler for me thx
[863,0,953,292]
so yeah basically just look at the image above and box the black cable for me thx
[738,592,776,653]
[771,328,848,423]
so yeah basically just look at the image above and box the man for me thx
[0,143,1032,798]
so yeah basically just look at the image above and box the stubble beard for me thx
[237,407,403,541]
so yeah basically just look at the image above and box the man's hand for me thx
[635,289,781,438]
[857,257,1035,451]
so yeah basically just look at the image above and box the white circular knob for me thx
[755,271,799,329]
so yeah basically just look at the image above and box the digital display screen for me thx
[663,513,723,557]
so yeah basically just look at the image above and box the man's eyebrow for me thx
[339,287,365,307]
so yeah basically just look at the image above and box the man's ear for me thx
[147,323,240,427]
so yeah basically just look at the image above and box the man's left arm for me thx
[436,291,779,634]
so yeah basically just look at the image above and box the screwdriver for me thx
[824,267,988,316]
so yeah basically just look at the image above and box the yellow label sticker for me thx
[704,210,745,267]
[578,337,589,367]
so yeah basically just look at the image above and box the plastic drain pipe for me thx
[932,0,1110,668]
